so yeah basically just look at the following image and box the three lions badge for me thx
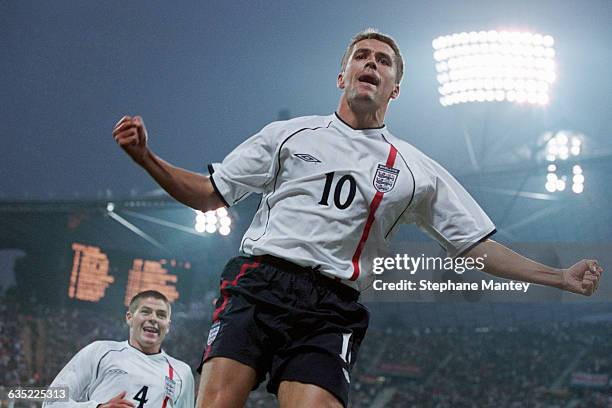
[373,164,399,193]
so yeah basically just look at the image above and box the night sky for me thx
[2,0,611,200]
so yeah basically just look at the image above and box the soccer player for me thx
[43,290,194,408]
[112,29,603,408]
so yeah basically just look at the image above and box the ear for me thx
[125,311,132,327]
[390,84,400,100]
[337,72,345,90]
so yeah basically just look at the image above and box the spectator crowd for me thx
[1,294,610,408]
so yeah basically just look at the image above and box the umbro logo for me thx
[107,369,128,375]
[294,153,321,163]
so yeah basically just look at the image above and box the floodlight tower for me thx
[194,207,232,236]
[430,29,567,234]
[430,29,612,238]
[539,130,585,194]
[431,29,560,187]
[432,30,556,107]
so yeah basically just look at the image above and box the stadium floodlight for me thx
[571,165,584,194]
[572,183,584,194]
[193,210,206,233]
[432,30,556,106]
[555,178,566,191]
[544,131,583,162]
[205,211,217,224]
[540,131,585,194]
[195,212,205,223]
[194,208,233,235]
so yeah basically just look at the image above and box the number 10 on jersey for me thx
[318,172,356,210]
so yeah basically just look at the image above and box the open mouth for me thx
[358,73,380,86]
[143,327,159,334]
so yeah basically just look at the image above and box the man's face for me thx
[338,39,400,109]
[126,297,170,354]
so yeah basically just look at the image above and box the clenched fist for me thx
[562,259,604,296]
[112,115,149,165]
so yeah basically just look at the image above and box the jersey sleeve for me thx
[412,157,496,257]
[43,342,103,408]
[208,122,283,207]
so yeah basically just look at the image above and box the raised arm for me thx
[464,239,603,296]
[112,116,224,212]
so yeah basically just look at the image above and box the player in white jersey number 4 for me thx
[43,290,194,408]
[112,29,603,408]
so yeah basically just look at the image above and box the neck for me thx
[336,95,387,129]
[128,339,160,355]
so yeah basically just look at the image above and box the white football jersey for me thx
[209,113,495,291]
[43,340,194,408]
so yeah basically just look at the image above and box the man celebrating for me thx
[112,29,603,408]
[44,290,194,408]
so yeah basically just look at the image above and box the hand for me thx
[562,259,603,296]
[112,115,149,165]
[97,391,135,408]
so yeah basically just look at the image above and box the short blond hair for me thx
[129,290,171,315]
[340,28,404,84]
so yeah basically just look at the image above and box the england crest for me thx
[373,164,399,193]
[207,321,220,346]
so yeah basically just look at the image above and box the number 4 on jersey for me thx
[133,386,149,408]
[318,172,356,209]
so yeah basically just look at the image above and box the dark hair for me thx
[128,290,171,314]
[340,28,404,84]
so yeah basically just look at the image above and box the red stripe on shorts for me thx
[204,258,260,360]
[350,145,398,281]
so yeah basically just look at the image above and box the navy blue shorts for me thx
[198,255,369,407]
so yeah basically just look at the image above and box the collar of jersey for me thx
[126,340,166,357]
[332,112,388,137]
